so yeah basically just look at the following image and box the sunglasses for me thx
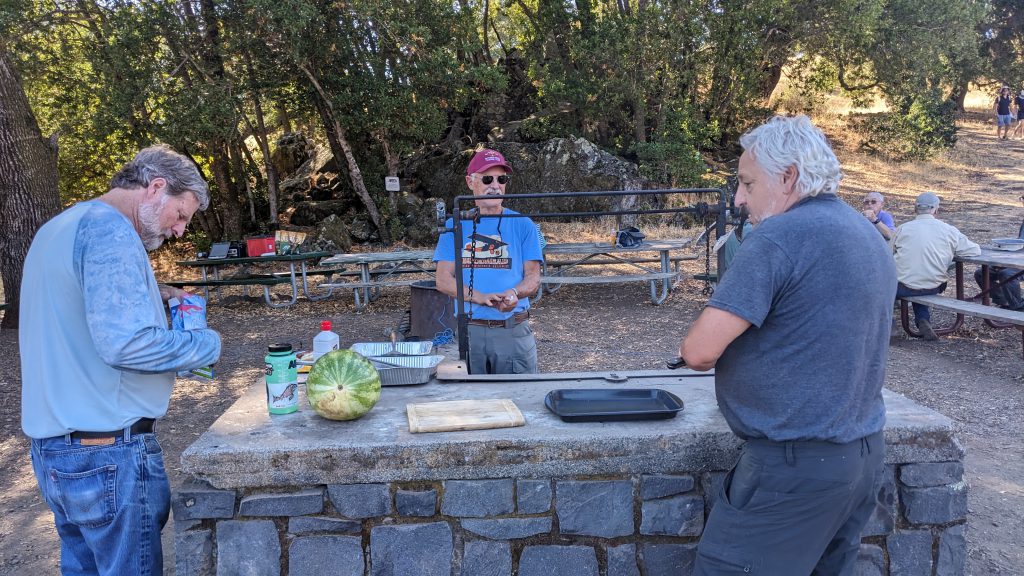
[863,199,880,204]
[476,174,510,185]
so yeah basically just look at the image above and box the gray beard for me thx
[139,198,167,251]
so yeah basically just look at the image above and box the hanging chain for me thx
[702,211,713,296]
[466,215,478,319]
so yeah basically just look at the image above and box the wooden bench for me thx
[900,294,1024,356]
[166,268,346,288]
[320,277,434,309]
[545,254,697,271]
[903,295,1024,325]
[539,271,678,305]
[165,268,346,308]
[541,272,677,286]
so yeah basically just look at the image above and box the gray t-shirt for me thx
[708,194,895,443]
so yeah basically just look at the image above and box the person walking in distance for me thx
[995,86,1015,140]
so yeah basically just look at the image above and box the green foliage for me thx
[776,58,841,115]
[184,229,212,253]
[855,92,958,161]
[517,114,574,143]
[633,106,718,187]
[3,0,997,231]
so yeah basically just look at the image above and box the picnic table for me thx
[539,239,694,305]
[319,249,437,311]
[897,247,1024,355]
[165,251,342,308]
[318,238,695,311]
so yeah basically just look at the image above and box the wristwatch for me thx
[872,218,880,225]
[511,287,519,298]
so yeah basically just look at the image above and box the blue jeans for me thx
[896,282,945,322]
[974,267,1024,309]
[29,431,170,575]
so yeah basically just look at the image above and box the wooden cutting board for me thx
[406,399,525,433]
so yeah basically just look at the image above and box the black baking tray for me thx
[544,388,684,422]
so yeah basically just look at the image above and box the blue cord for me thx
[431,300,454,345]
[432,328,455,346]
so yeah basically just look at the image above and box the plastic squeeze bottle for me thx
[312,320,340,360]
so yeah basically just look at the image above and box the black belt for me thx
[70,418,156,440]
[467,311,530,328]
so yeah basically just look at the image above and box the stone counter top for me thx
[181,370,962,489]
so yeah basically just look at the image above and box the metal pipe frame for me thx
[449,188,727,368]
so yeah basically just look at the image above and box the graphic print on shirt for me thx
[461,233,511,269]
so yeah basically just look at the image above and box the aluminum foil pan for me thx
[351,341,434,357]
[368,354,445,386]
[991,238,1024,251]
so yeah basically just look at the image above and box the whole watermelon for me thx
[306,350,381,420]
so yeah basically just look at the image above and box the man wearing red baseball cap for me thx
[433,148,543,374]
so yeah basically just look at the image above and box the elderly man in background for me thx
[20,145,222,575]
[861,191,896,240]
[434,148,542,374]
[678,115,894,575]
[892,192,981,340]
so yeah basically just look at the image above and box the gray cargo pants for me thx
[467,320,538,374]
[694,431,885,575]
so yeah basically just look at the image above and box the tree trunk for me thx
[377,131,400,215]
[951,82,969,113]
[300,63,390,243]
[208,142,243,239]
[243,56,281,225]
[0,49,61,329]
[276,101,292,133]
[633,97,646,144]
[760,62,785,100]
[228,140,256,228]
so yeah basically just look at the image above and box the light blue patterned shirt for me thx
[20,200,221,438]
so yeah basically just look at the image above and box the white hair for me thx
[739,115,843,198]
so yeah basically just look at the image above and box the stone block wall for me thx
[174,462,967,576]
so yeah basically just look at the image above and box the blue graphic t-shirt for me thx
[433,208,543,320]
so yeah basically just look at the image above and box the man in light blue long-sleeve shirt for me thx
[20,144,222,575]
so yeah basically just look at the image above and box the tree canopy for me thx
[1,0,1016,242]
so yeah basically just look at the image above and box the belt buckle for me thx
[504,316,515,329]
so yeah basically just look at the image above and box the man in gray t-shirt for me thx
[678,115,895,575]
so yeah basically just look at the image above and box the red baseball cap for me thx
[466,149,512,175]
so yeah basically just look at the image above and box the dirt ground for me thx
[1,118,1022,575]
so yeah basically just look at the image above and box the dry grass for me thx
[964,89,998,113]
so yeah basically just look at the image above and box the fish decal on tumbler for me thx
[272,382,297,403]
